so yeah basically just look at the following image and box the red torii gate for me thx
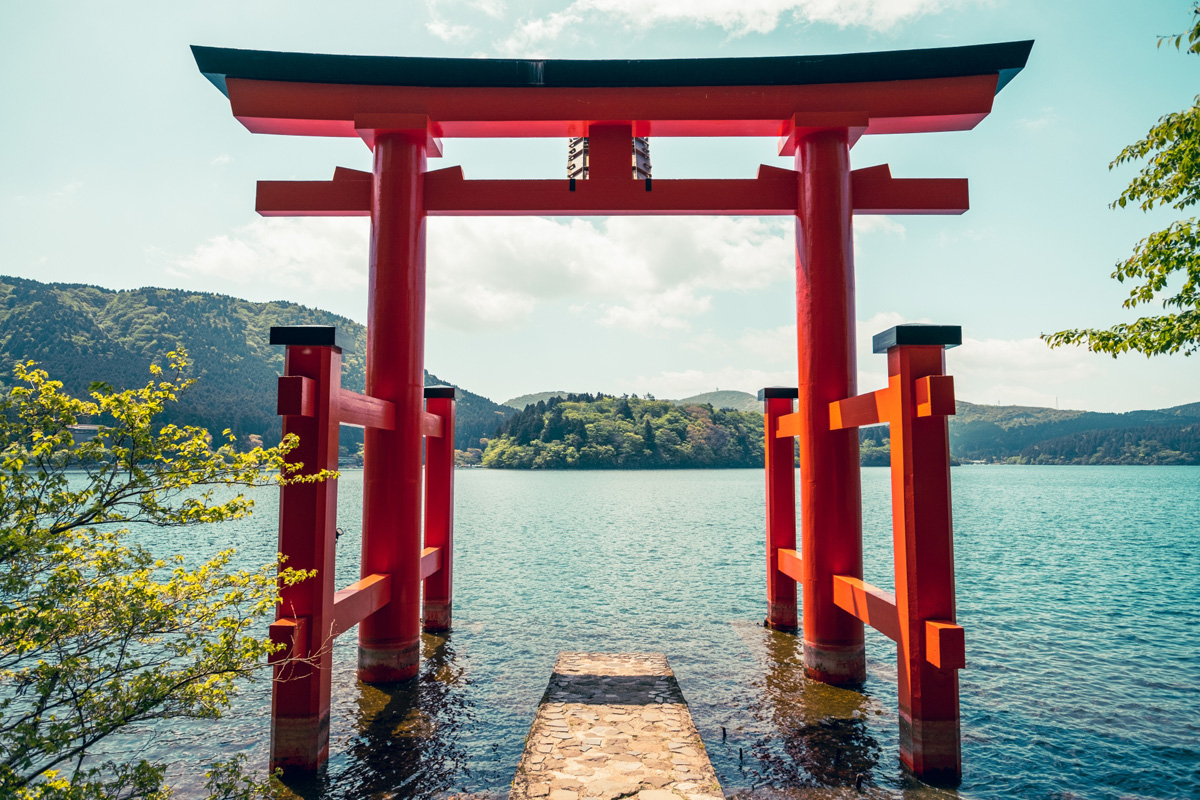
[193,40,1031,785]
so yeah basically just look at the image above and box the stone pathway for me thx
[509,652,723,800]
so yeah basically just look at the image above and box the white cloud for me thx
[737,325,797,364]
[470,0,506,18]
[427,216,791,332]
[597,286,711,333]
[210,154,232,166]
[498,9,583,56]
[49,181,83,207]
[172,217,369,294]
[622,366,796,400]
[950,334,1106,408]
[624,312,1110,409]
[853,215,905,243]
[427,18,476,42]
[1017,107,1055,131]
[498,0,967,54]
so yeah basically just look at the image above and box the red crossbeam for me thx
[420,546,443,580]
[258,179,370,217]
[851,164,968,215]
[829,375,956,430]
[339,389,396,430]
[257,163,968,218]
[268,616,307,665]
[777,548,804,583]
[926,620,966,670]
[331,573,391,639]
[832,575,901,642]
[226,74,1000,139]
[916,375,957,417]
[276,377,397,430]
[829,387,892,430]
[422,412,444,438]
[277,376,316,417]
[775,411,803,439]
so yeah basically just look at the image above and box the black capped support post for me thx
[871,324,961,354]
[423,385,456,400]
[269,325,353,353]
[758,387,800,401]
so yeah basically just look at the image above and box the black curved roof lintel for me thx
[191,40,1033,98]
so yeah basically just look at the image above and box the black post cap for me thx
[269,325,353,353]
[424,385,456,399]
[872,324,961,354]
[758,387,800,401]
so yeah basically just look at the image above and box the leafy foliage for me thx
[0,353,315,798]
[1045,7,1200,356]
[483,394,764,469]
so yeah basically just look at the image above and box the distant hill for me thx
[485,393,762,469]
[503,391,570,410]
[490,385,1199,465]
[507,389,763,413]
[5,274,1194,465]
[950,400,1200,463]
[0,276,514,450]
[675,390,761,413]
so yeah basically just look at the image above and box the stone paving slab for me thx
[510,652,723,800]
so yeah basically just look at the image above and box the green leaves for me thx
[0,350,316,798]
[1046,7,1200,357]
[1111,97,1200,213]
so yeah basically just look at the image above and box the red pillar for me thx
[794,128,865,684]
[761,387,798,631]
[359,132,428,682]
[884,335,961,782]
[422,386,456,632]
[269,330,342,771]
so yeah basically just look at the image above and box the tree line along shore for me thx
[2,275,1197,468]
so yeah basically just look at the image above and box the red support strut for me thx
[761,387,799,632]
[269,336,342,772]
[879,329,962,782]
[794,127,866,684]
[359,129,430,682]
[422,386,456,631]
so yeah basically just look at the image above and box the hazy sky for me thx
[2,1,1198,410]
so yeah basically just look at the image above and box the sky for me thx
[2,0,1198,411]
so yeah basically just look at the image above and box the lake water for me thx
[127,466,1198,800]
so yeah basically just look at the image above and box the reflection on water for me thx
[753,629,879,790]
[728,625,963,800]
[277,632,479,800]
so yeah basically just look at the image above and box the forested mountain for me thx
[0,276,513,450]
[950,400,1200,463]
[3,275,1194,465]
[483,394,763,468]
[503,391,570,410]
[674,390,762,413]
[484,393,1199,468]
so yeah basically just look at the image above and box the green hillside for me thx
[674,390,761,413]
[3,274,1194,466]
[0,276,513,450]
[949,399,1200,462]
[483,394,763,469]
[503,391,570,410]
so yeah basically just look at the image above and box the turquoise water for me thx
[132,466,1198,799]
